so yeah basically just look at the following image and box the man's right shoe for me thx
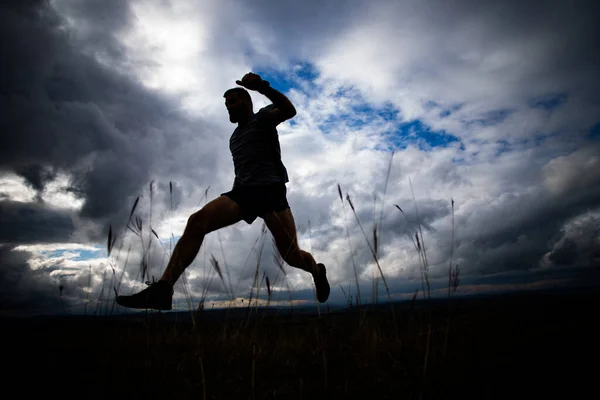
[116,280,173,310]
[313,263,330,303]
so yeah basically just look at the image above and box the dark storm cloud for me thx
[53,0,133,60]
[549,239,578,266]
[544,214,600,269]
[460,145,600,273]
[311,139,600,288]
[424,0,600,98]
[0,0,223,312]
[14,164,58,195]
[0,201,74,244]
[0,0,216,235]
[382,149,600,281]
[0,245,62,311]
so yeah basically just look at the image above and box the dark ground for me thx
[4,289,597,399]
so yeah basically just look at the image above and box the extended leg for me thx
[160,195,245,285]
[263,208,330,303]
[117,195,244,310]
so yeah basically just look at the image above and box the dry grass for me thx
[76,161,469,399]
[9,289,595,399]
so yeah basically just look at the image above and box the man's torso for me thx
[229,105,289,188]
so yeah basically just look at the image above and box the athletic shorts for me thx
[221,182,290,224]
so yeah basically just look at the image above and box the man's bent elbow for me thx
[287,107,297,119]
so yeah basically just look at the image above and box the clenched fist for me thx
[236,72,269,91]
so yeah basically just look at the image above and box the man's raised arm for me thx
[257,83,296,120]
[236,72,297,121]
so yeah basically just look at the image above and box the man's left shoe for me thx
[116,280,173,310]
[313,263,330,303]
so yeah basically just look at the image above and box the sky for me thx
[1,0,599,316]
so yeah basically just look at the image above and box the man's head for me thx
[224,87,253,123]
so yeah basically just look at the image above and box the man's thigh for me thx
[189,195,245,233]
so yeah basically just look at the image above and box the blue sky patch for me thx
[345,102,398,128]
[316,97,399,133]
[254,61,319,95]
[255,62,459,152]
[293,62,319,82]
[388,120,461,151]
[44,247,103,261]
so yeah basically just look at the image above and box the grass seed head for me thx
[128,196,139,222]
[266,275,272,298]
[210,254,224,283]
[346,194,355,211]
[373,224,378,255]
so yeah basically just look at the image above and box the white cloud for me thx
[542,147,600,196]
[0,173,37,203]
[41,173,85,210]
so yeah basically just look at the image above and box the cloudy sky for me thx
[1,0,599,315]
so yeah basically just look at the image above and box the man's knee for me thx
[186,209,208,235]
[281,247,305,267]
[286,250,315,273]
[281,250,297,266]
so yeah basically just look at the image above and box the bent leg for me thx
[263,208,318,276]
[160,195,244,285]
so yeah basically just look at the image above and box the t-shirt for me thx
[229,104,289,188]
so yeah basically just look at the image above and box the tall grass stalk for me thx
[169,181,174,256]
[112,195,140,298]
[272,237,295,315]
[393,205,422,293]
[147,180,154,282]
[94,268,107,315]
[377,151,394,243]
[217,230,235,302]
[405,178,433,395]
[374,150,395,305]
[233,231,269,303]
[111,244,131,314]
[187,186,213,317]
[209,254,231,309]
[444,199,461,357]
[337,184,361,308]
[84,264,92,315]
[409,178,430,299]
[308,219,321,317]
[346,193,398,339]
[246,223,268,323]
[345,194,392,303]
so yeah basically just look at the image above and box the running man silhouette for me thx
[116,72,330,310]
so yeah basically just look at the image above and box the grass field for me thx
[5,175,596,399]
[5,289,596,399]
